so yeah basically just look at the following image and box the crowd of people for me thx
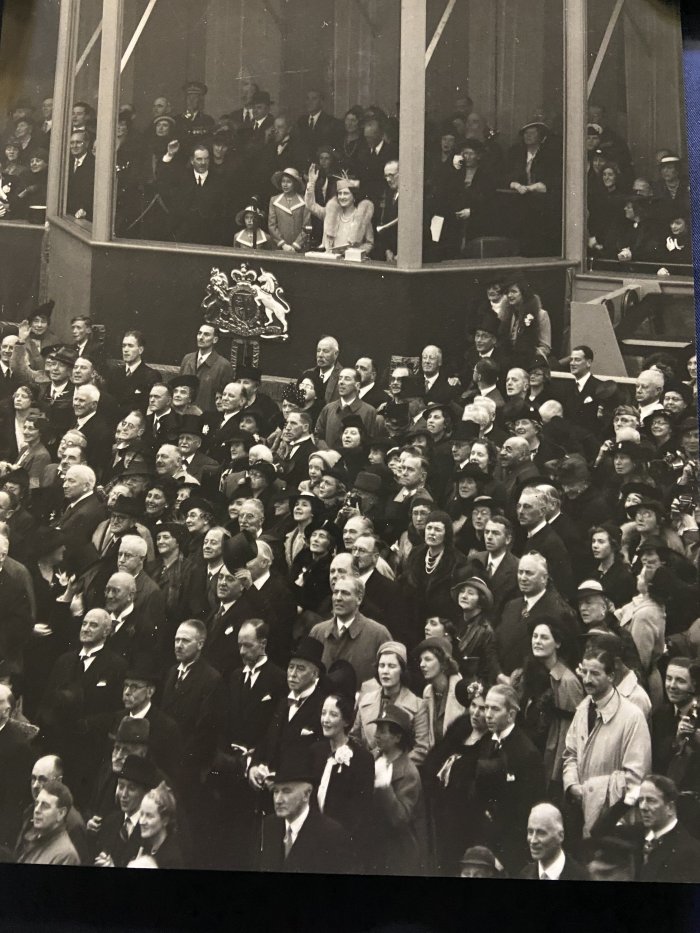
[0,283,694,881]
[1,86,688,262]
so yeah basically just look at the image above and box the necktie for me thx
[309,115,314,129]
[541,871,551,880]
[176,669,187,690]
[244,111,252,126]
[74,159,80,173]
[587,698,597,735]
[643,836,659,863]
[80,652,91,671]
[120,817,131,842]
[491,736,502,755]
[283,825,294,858]
[243,668,254,687]
[521,606,530,621]
[125,366,131,377]
[487,560,495,578]
[424,376,431,393]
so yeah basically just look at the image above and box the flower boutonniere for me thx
[202,424,210,436]
[523,313,534,328]
[333,745,354,771]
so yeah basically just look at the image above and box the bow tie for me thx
[288,696,302,709]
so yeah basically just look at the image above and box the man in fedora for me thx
[249,636,327,787]
[259,746,348,873]
[93,754,160,867]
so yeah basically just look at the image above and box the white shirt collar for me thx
[76,412,95,428]
[79,644,105,659]
[358,382,375,399]
[524,590,546,611]
[243,657,267,677]
[177,659,196,676]
[197,350,212,364]
[69,490,93,508]
[575,372,591,390]
[645,817,678,843]
[253,570,271,590]
[289,682,317,703]
[194,170,208,184]
[539,848,567,880]
[129,702,151,719]
[319,368,332,383]
[423,372,438,390]
[487,551,506,572]
[527,520,548,538]
[285,804,311,845]
[493,723,515,742]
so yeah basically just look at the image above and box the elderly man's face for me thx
[238,504,262,534]
[174,623,202,663]
[33,790,66,833]
[155,447,180,476]
[342,517,368,550]
[517,492,545,529]
[399,457,424,489]
[505,370,527,396]
[499,439,523,469]
[329,553,354,587]
[0,335,18,365]
[104,579,132,614]
[111,741,144,774]
[636,374,662,405]
[331,578,360,618]
[192,148,210,174]
[421,347,441,376]
[316,339,338,370]
[273,781,310,821]
[517,556,547,595]
[287,657,317,694]
[63,468,89,501]
[527,810,564,864]
[69,132,88,157]
[117,543,143,577]
[216,567,244,603]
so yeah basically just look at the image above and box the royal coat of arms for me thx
[201,264,291,341]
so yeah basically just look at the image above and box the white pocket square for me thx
[300,728,314,736]
[96,681,107,687]
[261,695,271,702]
[225,626,234,636]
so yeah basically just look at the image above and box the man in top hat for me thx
[202,531,266,677]
[177,414,219,484]
[519,802,590,880]
[108,658,182,782]
[179,322,234,414]
[462,311,507,380]
[249,636,327,786]
[309,574,392,685]
[259,744,349,873]
[93,753,160,867]
[144,382,182,451]
[39,608,127,806]
[175,80,215,143]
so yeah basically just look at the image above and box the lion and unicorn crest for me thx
[201,264,291,340]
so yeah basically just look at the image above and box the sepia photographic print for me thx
[0,0,697,904]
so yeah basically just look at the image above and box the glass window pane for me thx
[586,0,690,272]
[114,0,400,257]
[62,0,102,227]
[424,0,564,263]
[0,0,59,226]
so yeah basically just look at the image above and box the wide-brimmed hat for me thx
[109,716,150,744]
[450,568,494,610]
[271,166,304,193]
[628,498,666,521]
[235,198,265,227]
[291,636,325,674]
[456,463,487,484]
[222,530,258,573]
[248,460,277,486]
[352,471,381,495]
[340,413,366,433]
[119,754,160,789]
[576,579,607,600]
[370,704,412,736]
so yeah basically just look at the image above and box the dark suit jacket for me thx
[310,737,374,852]
[93,809,143,867]
[252,682,326,774]
[71,414,114,478]
[133,572,166,638]
[108,705,183,781]
[37,382,75,438]
[107,361,161,415]
[184,450,220,483]
[518,524,574,601]
[205,411,247,464]
[0,720,34,850]
[279,436,317,490]
[362,569,407,642]
[356,139,399,206]
[560,374,606,435]
[519,852,590,880]
[50,493,108,550]
[638,822,700,883]
[160,657,225,775]
[259,806,349,874]
[474,725,546,873]
[295,110,342,162]
[474,550,520,619]
[105,604,161,669]
[225,658,287,753]
[161,165,227,245]
[423,371,461,406]
[496,588,579,674]
[66,152,95,219]
[302,362,342,404]
[144,410,183,452]
[254,573,296,668]
[0,568,33,667]
[202,586,267,677]
[39,646,127,734]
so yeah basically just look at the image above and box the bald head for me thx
[539,399,564,422]
[527,803,565,865]
[31,755,64,800]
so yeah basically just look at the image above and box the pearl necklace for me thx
[425,549,443,575]
[339,209,357,224]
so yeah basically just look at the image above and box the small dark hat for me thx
[663,381,693,405]
[582,835,637,869]
[281,383,306,408]
[33,527,66,559]
[273,746,315,785]
[450,568,494,610]
[184,496,216,517]
[227,430,255,452]
[583,631,625,658]
[383,401,410,424]
[247,460,277,486]
[110,716,150,744]
[519,119,550,135]
[235,198,265,227]
[178,414,204,438]
[460,846,500,869]
[250,90,272,106]
[1,467,30,490]
[110,494,143,518]
[558,453,590,482]
[325,659,357,699]
[628,497,666,521]
[304,518,343,551]
[619,481,660,501]
[370,703,412,736]
[53,346,78,368]
[352,471,382,495]
[40,343,63,360]
[168,373,200,395]
[507,400,542,425]
[456,463,486,484]
[29,299,54,321]
[222,530,258,573]
[124,655,160,686]
[613,441,647,462]
[154,521,189,547]
[340,413,366,433]
[525,352,550,373]
[291,636,325,674]
[469,494,496,512]
[119,754,160,790]
[153,114,176,129]
[415,635,454,660]
[290,492,324,517]
[636,534,670,555]
[237,365,262,383]
[183,80,208,95]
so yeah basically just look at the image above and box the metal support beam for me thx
[425,0,457,68]
[397,0,426,270]
[564,0,587,271]
[47,0,81,222]
[92,0,124,242]
[121,0,158,73]
[587,0,624,97]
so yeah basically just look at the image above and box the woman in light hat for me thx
[415,635,464,747]
[268,166,310,252]
[305,167,374,255]
[233,197,272,250]
[351,641,429,765]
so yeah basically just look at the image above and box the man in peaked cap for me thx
[201,531,266,677]
[249,636,327,789]
[259,744,349,873]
